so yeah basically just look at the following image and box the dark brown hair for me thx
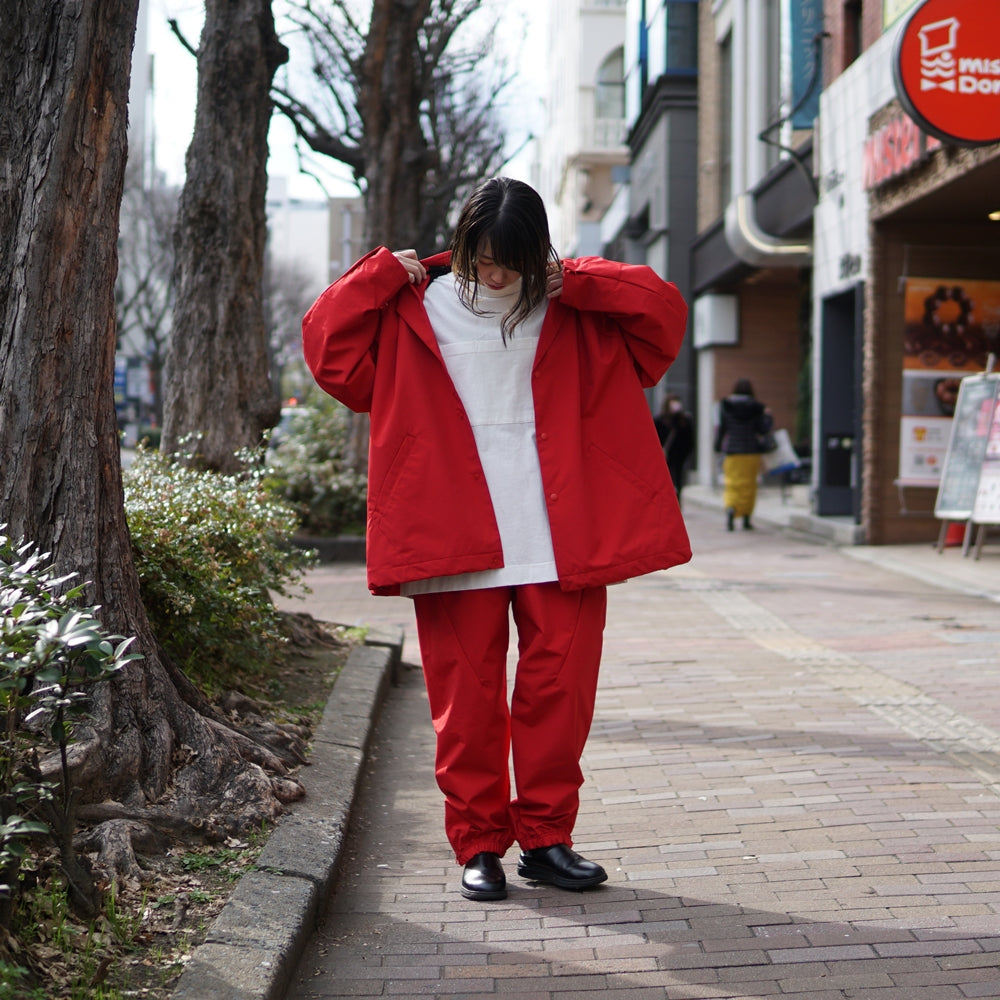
[450,177,559,341]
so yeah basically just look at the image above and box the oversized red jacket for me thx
[302,247,691,595]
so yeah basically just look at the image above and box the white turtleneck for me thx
[400,271,557,595]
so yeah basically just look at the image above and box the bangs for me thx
[480,221,543,276]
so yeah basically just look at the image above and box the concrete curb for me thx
[171,627,403,1000]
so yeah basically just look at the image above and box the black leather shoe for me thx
[517,844,607,890]
[461,852,507,901]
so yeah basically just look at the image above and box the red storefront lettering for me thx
[861,114,927,191]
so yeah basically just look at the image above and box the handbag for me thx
[757,428,777,453]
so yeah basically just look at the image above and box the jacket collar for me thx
[395,249,561,366]
[395,250,453,359]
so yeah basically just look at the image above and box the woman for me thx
[302,177,690,901]
[714,377,772,531]
[654,392,694,501]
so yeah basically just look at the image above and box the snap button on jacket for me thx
[302,248,692,595]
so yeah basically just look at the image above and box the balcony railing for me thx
[585,116,629,150]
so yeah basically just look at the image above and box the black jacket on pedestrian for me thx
[714,394,771,456]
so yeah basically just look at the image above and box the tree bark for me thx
[0,0,303,883]
[161,0,288,470]
[356,0,434,250]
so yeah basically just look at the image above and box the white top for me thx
[401,273,557,595]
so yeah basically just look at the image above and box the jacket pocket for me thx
[368,433,417,525]
[588,441,663,503]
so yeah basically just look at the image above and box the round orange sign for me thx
[893,0,1000,147]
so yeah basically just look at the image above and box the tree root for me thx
[75,819,168,881]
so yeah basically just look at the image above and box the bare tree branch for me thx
[166,17,198,57]
[277,0,514,252]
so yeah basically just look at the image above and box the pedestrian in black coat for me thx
[654,393,694,502]
[713,378,772,531]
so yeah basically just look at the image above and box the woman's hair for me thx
[732,378,755,397]
[450,177,559,341]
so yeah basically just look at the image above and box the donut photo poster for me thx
[898,278,1000,485]
[903,278,1000,373]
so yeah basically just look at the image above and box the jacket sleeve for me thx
[302,247,411,413]
[558,256,688,387]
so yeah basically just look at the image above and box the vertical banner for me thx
[899,278,1000,485]
[790,0,823,128]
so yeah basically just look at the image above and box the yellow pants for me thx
[722,453,762,517]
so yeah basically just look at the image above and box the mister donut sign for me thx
[893,0,1000,147]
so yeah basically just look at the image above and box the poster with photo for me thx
[899,278,1000,485]
[934,375,999,519]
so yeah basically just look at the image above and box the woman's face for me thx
[475,241,520,291]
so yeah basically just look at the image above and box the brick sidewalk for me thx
[283,504,1000,999]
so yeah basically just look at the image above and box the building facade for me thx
[536,0,631,258]
[538,0,700,417]
[619,0,700,413]
[690,0,819,494]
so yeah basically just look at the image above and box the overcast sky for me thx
[143,0,542,201]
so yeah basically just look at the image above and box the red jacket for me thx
[303,247,691,595]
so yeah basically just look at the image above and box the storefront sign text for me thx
[862,113,940,190]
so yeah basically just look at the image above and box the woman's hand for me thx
[393,249,427,284]
[546,262,564,299]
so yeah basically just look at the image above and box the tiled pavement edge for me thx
[171,626,403,1000]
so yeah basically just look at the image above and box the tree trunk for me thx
[0,0,302,884]
[161,0,288,470]
[357,0,434,250]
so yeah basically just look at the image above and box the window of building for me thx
[595,47,626,121]
[764,0,781,170]
[665,0,698,72]
[718,31,732,207]
[843,0,862,68]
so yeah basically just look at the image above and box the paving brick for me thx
[280,508,1000,1000]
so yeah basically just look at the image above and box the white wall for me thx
[813,26,902,302]
[811,23,904,488]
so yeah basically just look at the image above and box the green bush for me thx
[267,399,368,536]
[123,448,315,690]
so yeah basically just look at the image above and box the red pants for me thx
[412,582,607,865]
